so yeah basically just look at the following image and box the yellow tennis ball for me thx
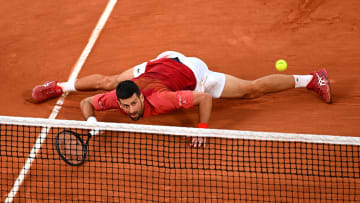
[275,59,287,71]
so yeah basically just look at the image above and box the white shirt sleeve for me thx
[155,51,186,60]
[133,62,147,78]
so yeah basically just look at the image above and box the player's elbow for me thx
[202,93,212,103]
[80,97,93,110]
[193,92,212,106]
[203,93,212,106]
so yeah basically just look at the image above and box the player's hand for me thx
[191,123,209,148]
[191,137,206,148]
[87,116,101,136]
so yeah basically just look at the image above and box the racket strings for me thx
[57,131,85,165]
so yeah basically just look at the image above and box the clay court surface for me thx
[1,0,360,201]
[1,0,360,134]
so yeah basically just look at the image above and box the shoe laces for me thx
[315,73,326,87]
[43,81,53,87]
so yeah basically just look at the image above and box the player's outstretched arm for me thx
[80,96,96,121]
[80,96,102,136]
[191,92,212,148]
[192,92,212,124]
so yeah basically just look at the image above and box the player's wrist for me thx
[197,123,209,128]
[87,116,100,136]
[87,116,97,123]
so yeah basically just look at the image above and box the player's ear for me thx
[140,94,144,102]
[117,99,122,107]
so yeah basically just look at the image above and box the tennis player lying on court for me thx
[32,51,332,147]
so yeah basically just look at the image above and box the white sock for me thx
[293,75,313,88]
[58,80,77,92]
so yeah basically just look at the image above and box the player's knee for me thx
[246,81,264,98]
[80,97,90,109]
[99,75,117,90]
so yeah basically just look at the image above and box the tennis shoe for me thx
[306,68,332,103]
[32,81,63,103]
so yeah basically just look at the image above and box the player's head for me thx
[116,80,144,121]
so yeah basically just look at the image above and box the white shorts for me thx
[133,51,226,98]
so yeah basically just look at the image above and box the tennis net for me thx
[1,115,359,202]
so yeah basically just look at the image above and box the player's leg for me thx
[183,58,299,99]
[220,74,296,99]
[70,60,149,91]
[71,68,134,91]
[219,68,332,103]
[32,66,138,103]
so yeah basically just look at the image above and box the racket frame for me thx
[54,130,91,166]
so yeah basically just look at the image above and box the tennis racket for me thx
[54,130,94,166]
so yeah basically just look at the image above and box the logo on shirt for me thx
[98,101,103,110]
[178,95,187,107]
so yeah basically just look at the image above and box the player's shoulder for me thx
[93,90,118,111]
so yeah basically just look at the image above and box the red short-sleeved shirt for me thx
[93,58,197,118]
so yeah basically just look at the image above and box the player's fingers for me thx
[190,137,207,148]
[197,137,202,148]
[193,137,198,148]
[196,138,200,148]
[191,137,198,148]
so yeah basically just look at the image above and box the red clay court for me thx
[1,0,360,202]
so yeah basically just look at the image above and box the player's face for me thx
[118,93,144,121]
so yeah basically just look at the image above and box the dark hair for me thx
[116,80,140,99]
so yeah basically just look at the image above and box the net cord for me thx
[0,115,359,145]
